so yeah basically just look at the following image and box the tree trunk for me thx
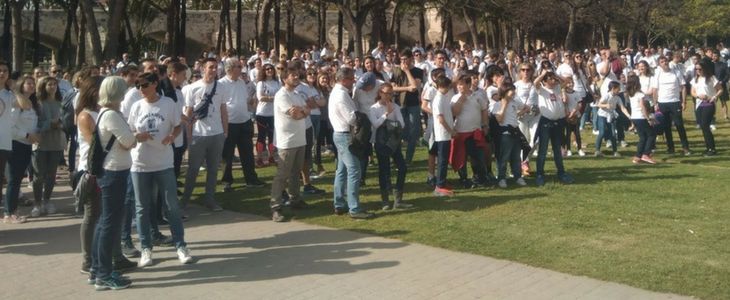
[1,0,13,63]
[10,0,26,72]
[390,5,401,49]
[274,0,280,53]
[226,0,233,51]
[317,1,326,47]
[104,0,125,60]
[463,8,478,49]
[418,8,426,46]
[178,1,186,56]
[76,5,87,68]
[167,0,179,56]
[371,0,386,47]
[236,0,242,51]
[565,6,577,50]
[337,8,343,50]
[32,0,40,67]
[256,0,273,50]
[285,0,293,58]
[81,0,102,65]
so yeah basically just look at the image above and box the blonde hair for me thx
[98,76,127,108]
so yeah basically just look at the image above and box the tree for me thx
[104,0,126,60]
[10,0,27,71]
[256,0,274,50]
[80,0,103,65]
[32,0,40,67]
[328,0,381,58]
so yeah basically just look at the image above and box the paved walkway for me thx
[1,177,691,299]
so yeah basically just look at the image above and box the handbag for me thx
[193,80,218,120]
[73,171,99,215]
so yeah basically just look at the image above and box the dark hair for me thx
[202,57,218,65]
[258,63,276,82]
[485,65,504,86]
[36,76,61,102]
[75,75,104,116]
[498,82,516,100]
[117,65,139,76]
[430,68,446,81]
[167,62,188,74]
[0,60,12,90]
[625,74,641,97]
[435,76,451,89]
[456,74,471,87]
[636,61,653,77]
[607,80,621,91]
[399,48,412,59]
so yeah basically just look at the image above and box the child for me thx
[593,81,630,157]
[432,76,456,196]
[493,82,527,188]
[562,78,584,157]
[421,68,446,187]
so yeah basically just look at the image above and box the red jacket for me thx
[450,129,488,171]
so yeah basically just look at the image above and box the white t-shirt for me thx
[535,85,566,120]
[293,84,313,129]
[514,80,537,107]
[256,80,281,116]
[451,92,484,133]
[353,80,383,113]
[432,91,454,142]
[120,88,143,119]
[219,76,253,124]
[691,76,720,109]
[183,79,229,136]
[127,96,180,172]
[597,93,621,119]
[651,68,684,103]
[629,92,648,120]
[638,74,653,94]
[0,89,15,151]
[273,88,307,149]
[296,83,322,116]
[172,89,185,147]
[486,85,499,112]
[368,101,405,143]
[493,100,520,128]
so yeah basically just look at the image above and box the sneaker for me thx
[632,157,641,164]
[152,234,174,247]
[613,152,621,157]
[640,155,657,164]
[334,207,348,215]
[682,148,691,156]
[515,177,527,186]
[246,180,266,187]
[3,214,27,224]
[94,276,131,291]
[620,140,628,148]
[498,179,507,188]
[392,202,414,209]
[426,176,436,187]
[113,257,137,272]
[80,263,91,274]
[578,149,586,157]
[460,178,475,189]
[272,210,285,222]
[566,150,573,157]
[381,204,392,211]
[122,240,141,258]
[177,246,194,264]
[535,175,546,187]
[594,151,603,157]
[559,173,575,184]
[302,184,325,195]
[704,150,717,157]
[30,206,41,217]
[349,211,375,219]
[710,124,717,131]
[138,248,153,267]
[223,183,233,192]
[433,187,454,197]
[592,129,599,135]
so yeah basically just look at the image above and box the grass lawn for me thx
[186,111,730,300]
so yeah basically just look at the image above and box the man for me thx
[711,49,730,120]
[371,41,387,61]
[50,65,74,98]
[329,68,374,219]
[413,49,431,75]
[391,50,423,163]
[218,57,266,192]
[32,66,46,80]
[651,55,690,155]
[182,58,229,211]
[116,52,135,69]
[270,67,311,222]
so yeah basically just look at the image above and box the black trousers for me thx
[222,120,259,184]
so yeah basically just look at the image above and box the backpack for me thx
[88,109,117,176]
[61,89,78,133]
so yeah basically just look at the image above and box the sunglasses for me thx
[265,68,274,71]
[138,82,152,89]
[520,69,532,72]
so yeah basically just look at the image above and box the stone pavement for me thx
[0,178,692,300]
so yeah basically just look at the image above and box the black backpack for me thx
[88,109,117,176]
[61,90,78,133]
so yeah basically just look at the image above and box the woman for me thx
[316,73,334,162]
[691,61,722,156]
[455,58,469,79]
[0,62,13,219]
[561,52,590,157]
[580,60,600,131]
[90,76,138,290]
[514,62,539,175]
[369,83,413,209]
[304,69,327,178]
[625,74,657,164]
[30,76,65,217]
[533,70,574,186]
[255,63,280,167]
[362,56,384,81]
[4,75,39,223]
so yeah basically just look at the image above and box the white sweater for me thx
[97,108,136,171]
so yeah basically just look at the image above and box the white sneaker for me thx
[138,248,153,267]
[578,149,586,157]
[592,130,599,135]
[566,150,573,157]
[515,178,527,186]
[45,202,56,215]
[606,140,613,148]
[498,179,507,188]
[620,141,628,148]
[30,206,41,217]
[613,152,621,157]
[177,246,193,264]
[710,124,717,131]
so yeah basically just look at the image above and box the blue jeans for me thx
[92,169,129,281]
[132,168,186,250]
[5,142,31,215]
[595,116,617,152]
[121,175,136,244]
[333,132,362,214]
[632,119,656,157]
[402,106,422,163]
[536,117,566,177]
[434,141,451,188]
[497,132,522,180]
[375,143,406,201]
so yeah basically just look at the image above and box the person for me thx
[369,83,413,210]
[593,81,630,157]
[352,72,381,184]
[691,61,722,156]
[315,73,333,174]
[421,68,447,187]
[303,69,327,179]
[294,66,326,195]
[255,63,280,166]
[391,50,423,164]
[710,49,729,120]
[432,76,456,196]
[270,67,311,222]
[513,62,541,174]
[651,55,690,155]
[219,58,266,192]
[181,58,229,212]
[126,72,193,267]
[450,75,489,188]
[329,67,374,219]
[91,76,137,291]
[30,76,65,217]
[532,70,574,186]
[493,82,527,188]
[625,74,657,164]
[4,72,37,223]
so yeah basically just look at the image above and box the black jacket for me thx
[348,111,372,158]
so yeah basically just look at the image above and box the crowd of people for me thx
[0,40,726,291]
